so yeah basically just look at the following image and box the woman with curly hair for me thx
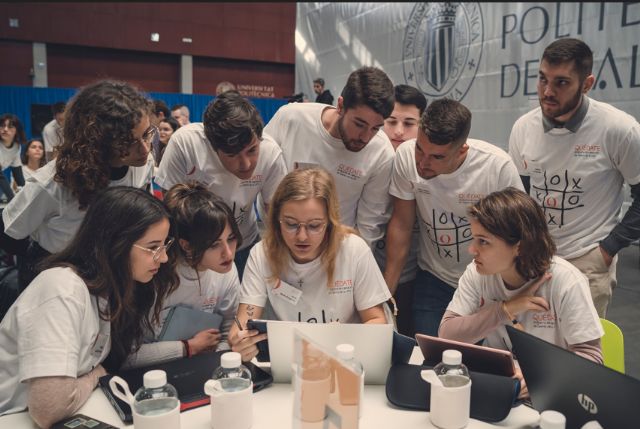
[2,80,156,289]
[0,113,26,202]
[0,186,179,426]
[438,187,603,398]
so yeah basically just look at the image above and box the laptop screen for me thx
[506,325,640,429]
[264,321,394,385]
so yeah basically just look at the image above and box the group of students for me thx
[0,36,636,427]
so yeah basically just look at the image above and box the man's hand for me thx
[599,245,613,267]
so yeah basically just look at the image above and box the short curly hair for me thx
[55,79,153,209]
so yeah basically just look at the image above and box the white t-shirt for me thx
[155,123,287,250]
[390,138,524,287]
[2,157,154,253]
[156,262,240,345]
[264,102,395,247]
[21,166,37,182]
[0,267,110,415]
[509,97,640,259]
[0,143,21,170]
[240,234,391,323]
[42,119,63,153]
[447,257,603,352]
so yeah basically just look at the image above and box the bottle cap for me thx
[143,370,167,389]
[336,343,355,360]
[442,349,462,365]
[540,410,566,429]
[221,351,242,369]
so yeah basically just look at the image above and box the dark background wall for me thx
[0,2,296,96]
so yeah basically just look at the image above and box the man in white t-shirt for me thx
[384,99,523,336]
[156,91,287,278]
[264,66,396,247]
[372,84,426,338]
[509,38,640,317]
[41,101,65,161]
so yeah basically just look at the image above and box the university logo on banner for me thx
[403,2,484,101]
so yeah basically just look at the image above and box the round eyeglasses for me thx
[279,220,327,235]
[133,237,175,262]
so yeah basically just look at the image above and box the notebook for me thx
[415,333,515,376]
[157,305,223,341]
[255,320,394,385]
[506,325,640,429]
[99,351,273,423]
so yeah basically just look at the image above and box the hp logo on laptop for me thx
[578,393,598,414]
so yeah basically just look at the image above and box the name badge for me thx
[294,161,320,171]
[272,279,302,305]
[91,333,110,357]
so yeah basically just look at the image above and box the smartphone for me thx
[51,414,118,429]
[246,318,270,362]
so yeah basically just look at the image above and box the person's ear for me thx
[178,238,191,255]
[583,74,595,93]
[336,96,345,116]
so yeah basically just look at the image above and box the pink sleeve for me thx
[438,301,512,344]
[27,365,107,428]
[568,338,604,365]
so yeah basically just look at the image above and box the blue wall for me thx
[0,86,289,140]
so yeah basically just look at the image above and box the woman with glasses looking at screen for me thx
[123,182,242,368]
[0,186,178,427]
[229,167,391,362]
[2,79,156,290]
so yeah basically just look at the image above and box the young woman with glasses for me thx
[123,181,242,368]
[229,168,391,362]
[0,186,179,426]
[1,80,156,290]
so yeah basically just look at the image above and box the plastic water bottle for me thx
[132,370,181,428]
[206,351,253,429]
[433,349,470,387]
[336,343,365,418]
[538,410,566,429]
[211,351,252,391]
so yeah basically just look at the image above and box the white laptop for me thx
[263,320,394,385]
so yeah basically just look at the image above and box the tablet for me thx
[416,333,515,377]
[157,305,223,341]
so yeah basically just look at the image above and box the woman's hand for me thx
[229,327,268,362]
[187,328,221,355]
[504,273,552,319]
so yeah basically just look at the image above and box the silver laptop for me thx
[264,321,394,385]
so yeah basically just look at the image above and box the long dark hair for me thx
[55,79,153,209]
[21,139,47,168]
[42,186,179,371]
[468,187,556,280]
[0,113,27,146]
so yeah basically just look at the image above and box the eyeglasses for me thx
[279,220,327,235]
[133,237,175,262]
[133,126,158,147]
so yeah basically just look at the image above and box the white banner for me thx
[295,2,640,150]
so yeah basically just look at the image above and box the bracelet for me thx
[502,301,519,325]
[181,339,192,358]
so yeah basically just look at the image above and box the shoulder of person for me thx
[587,97,638,130]
[27,266,88,302]
[467,138,511,160]
[548,256,590,290]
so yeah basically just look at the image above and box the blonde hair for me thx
[264,168,355,288]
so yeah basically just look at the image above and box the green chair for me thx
[600,318,625,373]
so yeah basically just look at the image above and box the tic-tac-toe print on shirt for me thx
[532,170,584,229]
[422,210,472,262]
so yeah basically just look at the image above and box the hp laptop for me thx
[99,350,273,423]
[506,325,640,429]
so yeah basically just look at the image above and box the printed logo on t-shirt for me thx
[423,210,472,262]
[574,144,601,158]
[297,309,338,323]
[330,279,354,295]
[532,170,584,228]
[532,311,557,328]
[201,297,219,313]
[240,174,263,187]
[458,193,485,205]
[231,201,252,225]
[336,163,363,181]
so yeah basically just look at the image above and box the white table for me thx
[0,348,540,428]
